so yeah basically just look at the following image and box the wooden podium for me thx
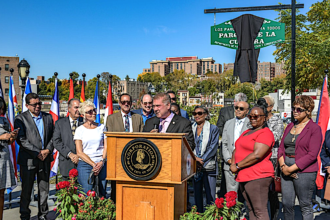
[105,132,196,220]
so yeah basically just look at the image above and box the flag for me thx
[104,81,113,125]
[22,77,32,113]
[0,73,3,98]
[80,81,85,103]
[316,75,330,190]
[7,76,18,192]
[93,81,100,123]
[67,78,74,116]
[49,78,60,177]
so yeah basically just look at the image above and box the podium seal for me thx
[121,138,162,181]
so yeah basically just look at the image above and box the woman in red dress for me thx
[230,98,275,220]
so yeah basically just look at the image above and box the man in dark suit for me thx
[14,93,55,220]
[143,93,195,150]
[166,91,190,120]
[216,92,247,198]
[106,93,144,202]
[53,98,83,180]
[132,94,156,124]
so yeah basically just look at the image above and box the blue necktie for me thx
[124,115,130,132]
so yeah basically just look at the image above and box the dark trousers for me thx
[218,161,227,198]
[281,156,316,220]
[269,158,279,220]
[240,177,272,220]
[193,171,217,213]
[20,163,50,219]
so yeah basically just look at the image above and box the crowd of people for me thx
[0,90,329,220]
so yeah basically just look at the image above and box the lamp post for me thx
[17,59,30,103]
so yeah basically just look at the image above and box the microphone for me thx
[153,118,160,132]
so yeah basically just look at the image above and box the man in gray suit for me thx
[15,93,54,220]
[222,101,249,194]
[53,98,83,180]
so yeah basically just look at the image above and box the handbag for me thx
[273,162,282,193]
[88,171,100,197]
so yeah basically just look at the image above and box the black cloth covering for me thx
[231,14,264,83]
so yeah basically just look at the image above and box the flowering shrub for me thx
[54,168,116,220]
[180,191,244,220]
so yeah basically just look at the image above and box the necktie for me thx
[124,115,130,132]
[159,120,166,133]
[72,120,77,137]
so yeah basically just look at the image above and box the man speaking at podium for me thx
[143,93,195,151]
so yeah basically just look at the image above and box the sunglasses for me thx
[28,102,42,107]
[143,102,152,105]
[192,111,205,116]
[292,107,307,113]
[247,115,265,120]
[121,101,131,105]
[86,108,97,115]
[170,98,176,101]
[234,106,246,111]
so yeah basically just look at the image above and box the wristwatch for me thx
[236,163,241,170]
[101,158,107,163]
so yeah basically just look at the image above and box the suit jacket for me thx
[132,108,156,122]
[14,111,54,170]
[222,117,249,171]
[180,109,189,120]
[53,117,83,177]
[321,130,330,170]
[106,111,143,132]
[143,114,195,150]
[192,121,219,173]
[278,120,322,173]
[216,105,235,136]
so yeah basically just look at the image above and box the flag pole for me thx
[97,74,100,102]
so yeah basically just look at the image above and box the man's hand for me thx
[196,157,204,165]
[38,149,50,161]
[10,128,19,139]
[1,133,12,141]
[69,153,79,164]
[150,129,158,133]
[227,159,232,165]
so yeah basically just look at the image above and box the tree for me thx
[125,75,130,82]
[85,77,107,103]
[273,1,330,92]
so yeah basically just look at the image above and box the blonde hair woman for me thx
[74,100,107,197]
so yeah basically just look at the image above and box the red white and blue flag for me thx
[50,78,60,177]
[7,76,18,192]
[104,80,113,125]
[316,75,330,189]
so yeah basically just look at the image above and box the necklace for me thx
[292,120,309,142]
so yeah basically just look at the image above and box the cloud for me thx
[143,26,176,36]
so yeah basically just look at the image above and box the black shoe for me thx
[39,217,47,220]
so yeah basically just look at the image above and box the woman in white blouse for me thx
[74,100,107,197]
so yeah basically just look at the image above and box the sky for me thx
[0,0,318,81]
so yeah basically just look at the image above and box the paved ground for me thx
[3,183,330,220]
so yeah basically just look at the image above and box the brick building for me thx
[114,79,148,102]
[143,56,222,77]
[0,56,21,104]
[222,61,286,81]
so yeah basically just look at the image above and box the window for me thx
[152,64,154,72]
[5,89,9,96]
[180,63,182,69]
[5,76,9,83]
[215,66,217,72]
[176,63,179,69]
[190,64,192,73]
[5,64,9,71]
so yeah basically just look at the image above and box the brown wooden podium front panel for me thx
[117,182,175,220]
[112,137,174,183]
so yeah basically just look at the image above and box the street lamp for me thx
[17,59,30,102]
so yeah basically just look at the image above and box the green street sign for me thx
[211,18,285,49]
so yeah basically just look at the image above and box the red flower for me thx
[62,181,70,188]
[215,198,224,209]
[80,202,83,206]
[87,190,91,196]
[242,218,247,220]
[100,197,104,200]
[91,191,96,197]
[59,210,62,213]
[225,191,237,202]
[53,207,57,211]
[226,199,236,208]
[69,169,79,178]
[78,193,84,198]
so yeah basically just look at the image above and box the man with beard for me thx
[132,94,155,124]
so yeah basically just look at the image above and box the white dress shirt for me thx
[234,117,246,147]
[121,111,133,132]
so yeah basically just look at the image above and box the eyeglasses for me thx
[170,98,176,101]
[28,102,42,107]
[85,108,97,115]
[143,102,152,105]
[121,101,131,105]
[292,107,307,113]
[234,106,246,111]
[247,115,265,120]
[192,111,205,116]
